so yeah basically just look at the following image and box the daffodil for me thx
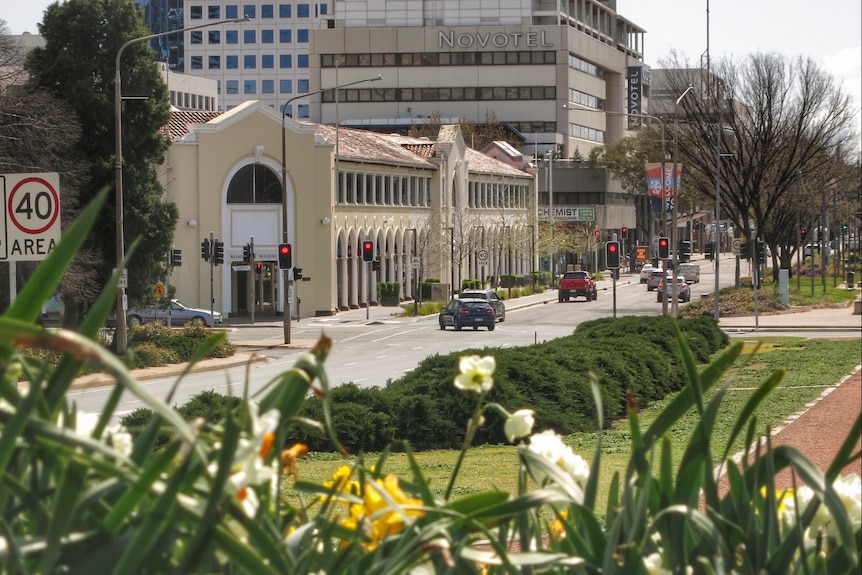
[340,474,425,551]
[504,409,535,443]
[527,429,590,499]
[453,355,496,393]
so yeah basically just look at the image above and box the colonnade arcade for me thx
[334,222,536,310]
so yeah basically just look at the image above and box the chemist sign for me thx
[1,173,61,261]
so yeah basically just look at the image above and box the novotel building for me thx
[307,0,648,159]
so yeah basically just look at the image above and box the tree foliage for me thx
[658,53,859,278]
[25,0,178,302]
[0,21,103,320]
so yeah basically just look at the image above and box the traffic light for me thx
[170,248,182,267]
[200,238,211,262]
[620,226,628,239]
[362,239,374,262]
[293,267,303,280]
[800,227,807,241]
[605,241,620,269]
[594,229,601,238]
[658,237,670,259]
[243,244,252,262]
[756,240,766,262]
[372,258,381,271]
[213,240,224,265]
[278,243,292,269]
[740,241,751,260]
[842,223,849,231]
[705,242,714,260]
[255,262,262,275]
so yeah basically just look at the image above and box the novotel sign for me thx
[438,30,554,49]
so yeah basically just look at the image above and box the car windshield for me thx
[462,302,490,310]
[462,291,488,299]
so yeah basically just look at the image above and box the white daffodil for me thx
[527,429,590,489]
[643,552,672,575]
[504,409,535,443]
[453,355,496,393]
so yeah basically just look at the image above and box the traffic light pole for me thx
[209,231,215,323]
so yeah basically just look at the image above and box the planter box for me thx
[381,296,400,307]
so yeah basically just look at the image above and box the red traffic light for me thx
[277,243,292,269]
[362,240,375,262]
[594,229,601,237]
[621,226,628,238]
[608,243,617,253]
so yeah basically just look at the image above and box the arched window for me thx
[226,164,282,204]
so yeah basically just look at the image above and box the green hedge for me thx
[282,316,728,452]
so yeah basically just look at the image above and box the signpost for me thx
[0,173,62,262]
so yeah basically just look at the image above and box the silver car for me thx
[127,299,223,327]
[655,276,691,302]
[646,270,666,291]
[459,289,506,322]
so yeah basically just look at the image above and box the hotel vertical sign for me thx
[627,66,643,128]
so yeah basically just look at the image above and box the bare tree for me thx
[659,52,859,279]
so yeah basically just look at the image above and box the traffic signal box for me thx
[278,243,292,269]
[658,237,670,259]
[213,241,224,265]
[200,239,211,262]
[605,241,620,269]
[740,241,751,260]
[362,240,374,262]
[620,226,628,239]
[170,248,182,267]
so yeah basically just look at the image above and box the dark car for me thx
[459,289,506,322]
[438,298,496,331]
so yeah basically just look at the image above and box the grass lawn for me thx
[287,337,861,516]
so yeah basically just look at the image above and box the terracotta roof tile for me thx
[163,110,223,141]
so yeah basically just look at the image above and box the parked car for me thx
[639,264,662,284]
[438,298,496,331]
[459,289,506,322]
[646,270,667,291]
[655,276,691,302]
[126,299,223,328]
[804,244,831,257]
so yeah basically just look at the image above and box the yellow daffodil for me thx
[454,355,496,393]
[340,473,425,551]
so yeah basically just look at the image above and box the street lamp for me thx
[114,17,247,354]
[279,74,382,343]
[671,85,696,317]
[406,227,418,315]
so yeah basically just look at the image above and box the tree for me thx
[657,53,859,279]
[0,21,102,323]
[26,0,178,302]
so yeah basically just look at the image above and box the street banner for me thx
[645,163,683,213]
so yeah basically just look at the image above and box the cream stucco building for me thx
[165,101,536,319]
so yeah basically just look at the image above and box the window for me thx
[298,54,309,68]
[279,79,292,93]
[244,29,256,43]
[244,80,256,94]
[261,4,274,18]
[226,80,239,94]
[320,4,328,15]
[244,55,256,69]
[261,54,274,68]
[261,29,274,43]
[279,54,292,68]
[279,29,292,43]
[297,29,309,43]
[190,6,202,19]
[243,5,256,18]
[226,30,238,43]
[208,55,220,69]
[298,79,309,93]
[297,104,309,118]
[226,55,238,69]
[226,5,238,18]
[208,31,220,44]
[190,56,203,69]
[208,5,220,18]
[227,165,283,204]
[297,4,310,17]
[279,4,291,17]
[262,79,275,93]
[190,31,203,44]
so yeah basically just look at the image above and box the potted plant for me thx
[377,281,401,306]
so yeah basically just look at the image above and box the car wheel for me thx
[189,316,207,327]
[488,323,495,331]
[439,320,446,330]
[592,290,598,300]
[454,322,462,331]
[127,315,142,327]
[499,312,505,323]
[473,326,479,330]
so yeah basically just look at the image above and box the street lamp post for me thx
[279,74,381,343]
[670,85,696,317]
[114,17,246,354]
[406,228,418,315]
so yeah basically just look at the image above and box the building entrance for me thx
[232,261,279,317]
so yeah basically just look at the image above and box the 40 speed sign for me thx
[0,173,61,262]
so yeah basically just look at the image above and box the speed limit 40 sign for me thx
[0,173,61,261]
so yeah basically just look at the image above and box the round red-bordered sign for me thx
[8,177,60,235]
